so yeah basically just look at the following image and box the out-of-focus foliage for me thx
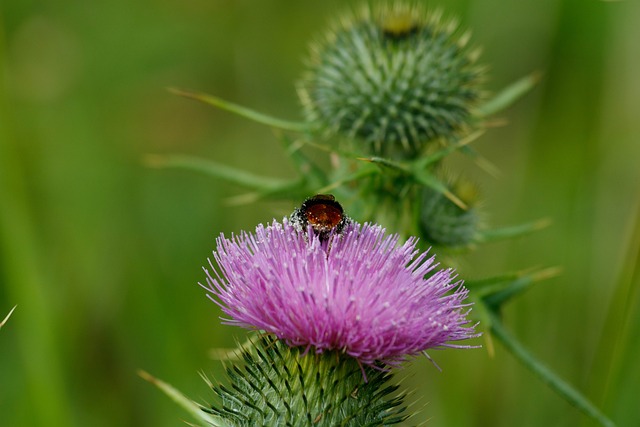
[1,1,639,426]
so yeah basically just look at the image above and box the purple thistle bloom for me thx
[202,219,478,366]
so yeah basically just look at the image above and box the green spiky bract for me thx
[299,2,483,158]
[206,335,407,426]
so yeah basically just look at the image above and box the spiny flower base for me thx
[206,335,407,426]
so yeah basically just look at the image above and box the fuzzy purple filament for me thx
[203,219,478,366]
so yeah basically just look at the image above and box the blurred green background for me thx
[1,0,639,426]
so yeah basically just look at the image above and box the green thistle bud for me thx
[207,336,407,426]
[299,2,484,158]
[419,177,481,247]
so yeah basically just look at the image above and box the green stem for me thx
[488,311,616,427]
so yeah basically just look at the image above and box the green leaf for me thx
[139,370,229,427]
[478,267,562,308]
[144,154,293,191]
[360,156,410,173]
[145,154,311,204]
[476,218,552,243]
[223,183,314,205]
[465,271,526,292]
[169,87,310,132]
[476,72,541,117]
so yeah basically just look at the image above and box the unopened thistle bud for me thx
[299,2,484,158]
[419,178,481,247]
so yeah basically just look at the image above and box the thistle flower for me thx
[298,2,484,157]
[202,216,477,367]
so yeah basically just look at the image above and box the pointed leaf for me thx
[169,88,310,132]
[138,370,229,427]
[476,72,541,117]
[465,272,524,292]
[360,156,410,173]
[477,218,552,243]
[481,267,562,309]
[223,183,309,206]
[1,305,16,329]
[144,154,292,191]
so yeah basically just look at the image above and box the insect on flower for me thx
[289,194,350,241]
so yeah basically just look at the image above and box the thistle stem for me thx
[488,311,616,427]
